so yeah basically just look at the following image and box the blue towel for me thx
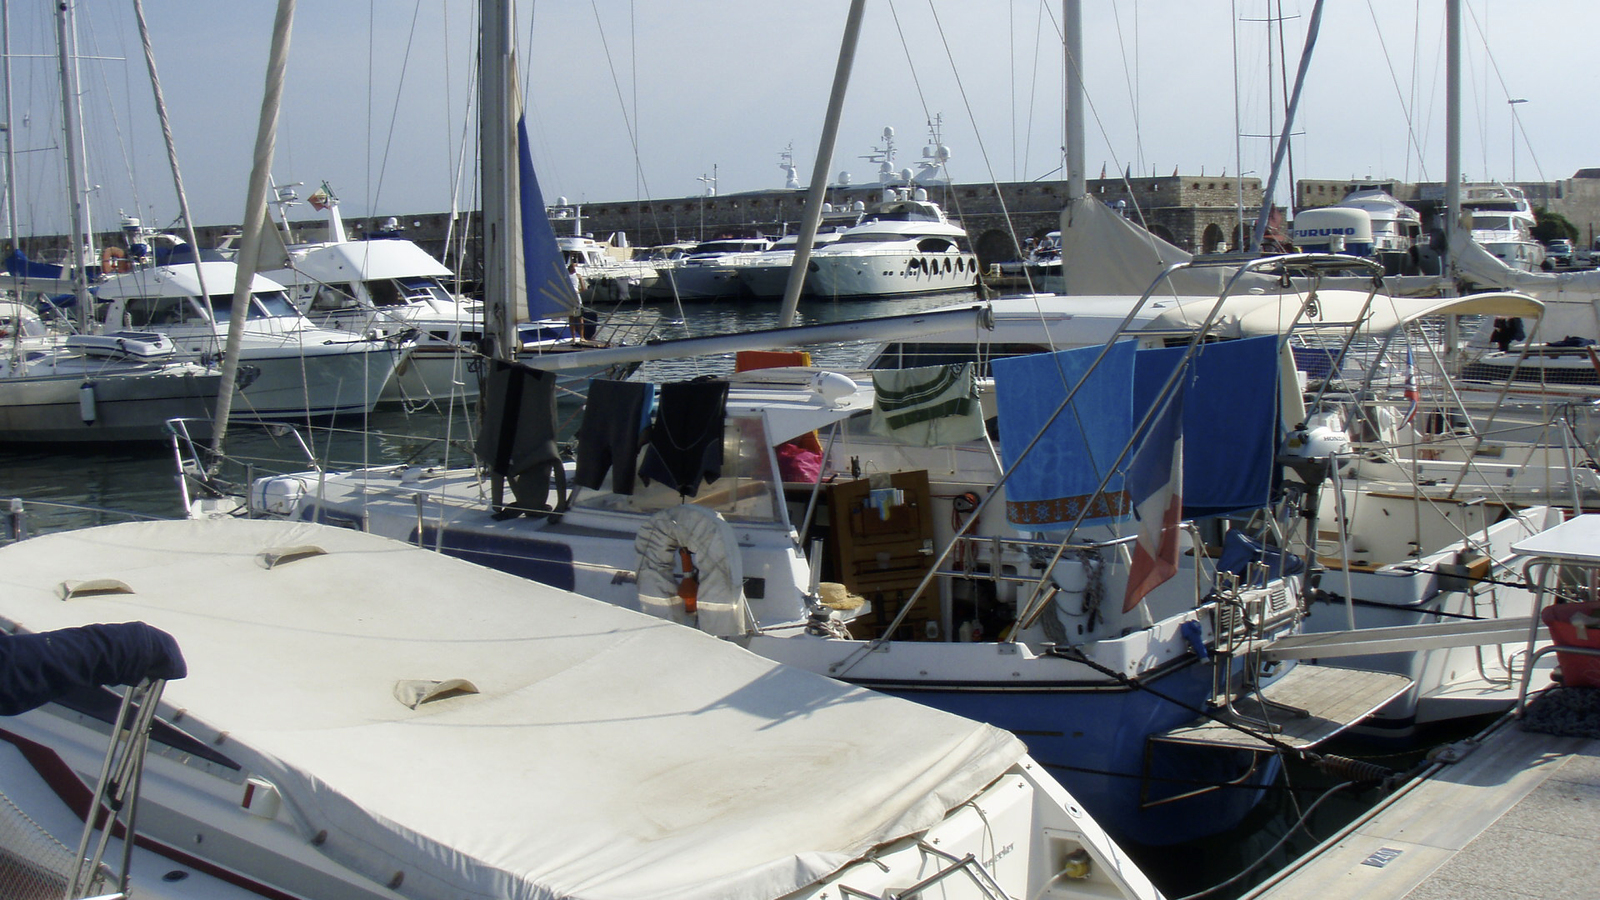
[993,341,1135,530]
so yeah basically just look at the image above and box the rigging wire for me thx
[1463,0,1545,182]
[1362,0,1433,183]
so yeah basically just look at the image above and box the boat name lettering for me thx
[983,843,1015,870]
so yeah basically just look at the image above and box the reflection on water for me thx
[0,292,974,535]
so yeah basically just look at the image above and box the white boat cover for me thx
[1450,228,1600,301]
[0,519,1025,900]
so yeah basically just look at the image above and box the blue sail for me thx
[516,114,580,319]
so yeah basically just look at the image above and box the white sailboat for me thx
[0,1,222,444]
[0,520,1162,900]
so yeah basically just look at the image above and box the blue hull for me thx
[866,659,1282,846]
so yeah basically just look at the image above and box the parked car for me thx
[1546,238,1575,266]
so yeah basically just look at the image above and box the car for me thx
[1546,239,1575,266]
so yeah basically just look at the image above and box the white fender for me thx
[634,504,748,636]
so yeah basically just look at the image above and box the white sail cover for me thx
[1450,228,1600,301]
[1059,195,1446,298]
[0,519,1025,900]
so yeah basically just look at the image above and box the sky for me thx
[6,0,1597,238]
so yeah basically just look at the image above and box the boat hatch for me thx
[394,678,480,709]
[257,545,328,568]
[57,578,135,600]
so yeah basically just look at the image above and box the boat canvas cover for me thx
[0,519,1025,900]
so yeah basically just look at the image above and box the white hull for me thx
[228,338,403,420]
[808,248,981,298]
[0,367,218,443]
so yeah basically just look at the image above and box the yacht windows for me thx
[254,290,299,318]
[397,276,452,305]
[309,282,359,311]
[121,296,191,328]
[207,290,298,322]
[368,278,406,308]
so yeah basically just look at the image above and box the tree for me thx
[1532,207,1579,244]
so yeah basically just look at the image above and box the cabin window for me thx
[121,296,191,328]
[309,282,358,311]
[253,290,299,318]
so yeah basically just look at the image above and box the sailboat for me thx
[0,1,222,444]
[0,516,1162,900]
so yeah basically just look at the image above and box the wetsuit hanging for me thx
[638,378,729,497]
[476,360,567,519]
[574,379,655,494]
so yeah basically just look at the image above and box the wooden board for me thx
[1152,664,1413,751]
[826,470,938,639]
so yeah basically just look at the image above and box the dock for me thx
[1245,697,1599,900]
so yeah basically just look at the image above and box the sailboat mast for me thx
[479,0,519,363]
[1445,0,1461,287]
[1,0,16,250]
[777,0,865,329]
[1064,0,1085,202]
[209,0,295,452]
[54,0,91,333]
[1248,0,1323,254]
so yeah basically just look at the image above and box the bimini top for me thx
[0,518,1025,900]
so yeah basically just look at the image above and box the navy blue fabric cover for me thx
[1216,531,1305,585]
[0,622,186,716]
[1134,336,1281,519]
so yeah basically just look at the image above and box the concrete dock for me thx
[1245,701,1600,900]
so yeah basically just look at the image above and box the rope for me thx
[1172,781,1357,900]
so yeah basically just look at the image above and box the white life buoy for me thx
[634,504,748,636]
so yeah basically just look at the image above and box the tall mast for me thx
[1,0,16,250]
[209,0,295,452]
[55,0,91,332]
[478,0,518,363]
[777,0,864,329]
[1249,0,1323,254]
[1444,0,1461,287]
[1064,0,1085,202]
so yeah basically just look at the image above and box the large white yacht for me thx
[1462,182,1546,271]
[806,188,979,299]
[646,236,773,301]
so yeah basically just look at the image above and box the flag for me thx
[1123,381,1185,612]
[1099,162,1107,179]
[308,182,333,211]
[1401,344,1419,427]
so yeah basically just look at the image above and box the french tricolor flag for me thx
[1123,382,1185,612]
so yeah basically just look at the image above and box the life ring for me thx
[634,504,748,636]
[100,246,132,274]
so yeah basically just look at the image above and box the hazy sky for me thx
[6,1,1595,237]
